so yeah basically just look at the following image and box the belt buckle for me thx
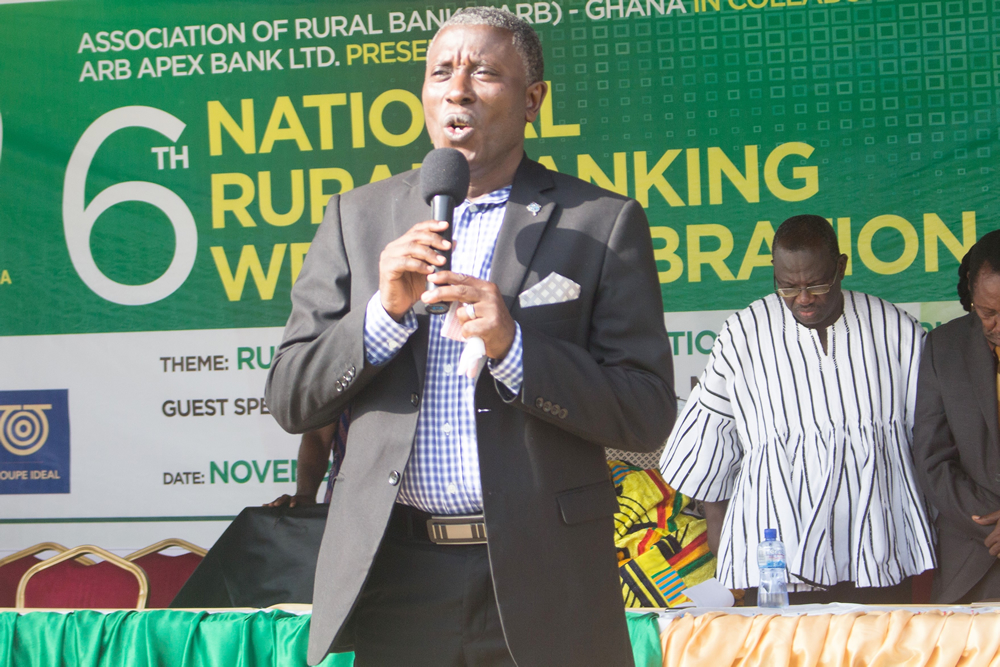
[426,514,487,545]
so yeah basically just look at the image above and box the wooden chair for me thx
[16,545,148,609]
[0,543,95,608]
[126,538,206,608]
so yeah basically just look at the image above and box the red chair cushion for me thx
[131,552,202,608]
[0,555,44,607]
[23,560,140,608]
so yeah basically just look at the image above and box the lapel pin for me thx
[527,202,541,216]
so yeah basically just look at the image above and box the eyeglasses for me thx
[774,282,834,298]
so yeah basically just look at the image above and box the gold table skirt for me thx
[659,608,1000,667]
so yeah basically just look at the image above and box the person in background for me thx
[914,229,1000,603]
[660,214,935,604]
[265,7,675,666]
[266,409,349,507]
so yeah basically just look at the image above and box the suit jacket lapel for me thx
[490,157,557,313]
[964,312,1000,451]
[394,169,428,239]
[394,170,431,389]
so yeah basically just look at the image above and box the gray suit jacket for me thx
[914,312,1000,602]
[265,156,676,666]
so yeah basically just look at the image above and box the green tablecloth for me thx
[0,609,663,667]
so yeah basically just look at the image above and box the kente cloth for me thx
[660,291,936,591]
[610,460,715,608]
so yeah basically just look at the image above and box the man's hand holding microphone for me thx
[378,148,515,364]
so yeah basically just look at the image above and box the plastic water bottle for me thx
[757,528,789,608]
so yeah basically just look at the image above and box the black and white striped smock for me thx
[660,291,936,590]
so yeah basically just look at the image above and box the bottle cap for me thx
[764,528,777,541]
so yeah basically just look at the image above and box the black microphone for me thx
[420,148,470,315]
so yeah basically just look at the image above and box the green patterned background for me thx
[0,0,996,335]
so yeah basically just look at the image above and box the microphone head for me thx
[420,148,470,205]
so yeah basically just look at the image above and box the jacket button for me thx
[411,393,420,407]
[559,408,568,419]
[535,397,544,409]
[995,473,1000,483]
[388,471,401,486]
[335,380,343,391]
[543,401,552,413]
[551,403,561,414]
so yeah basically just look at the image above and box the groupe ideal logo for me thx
[0,389,70,494]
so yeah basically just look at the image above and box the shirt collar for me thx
[462,186,512,210]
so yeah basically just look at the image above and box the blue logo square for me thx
[0,389,70,494]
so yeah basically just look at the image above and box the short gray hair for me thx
[431,7,544,84]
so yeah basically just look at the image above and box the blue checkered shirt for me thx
[363,186,523,515]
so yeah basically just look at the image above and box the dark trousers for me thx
[744,577,913,606]
[348,503,516,667]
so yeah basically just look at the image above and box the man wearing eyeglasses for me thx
[660,214,935,604]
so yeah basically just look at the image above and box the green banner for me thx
[0,0,994,336]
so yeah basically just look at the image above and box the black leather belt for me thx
[390,503,487,545]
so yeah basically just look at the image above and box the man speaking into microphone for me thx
[265,8,676,666]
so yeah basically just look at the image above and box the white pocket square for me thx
[519,273,580,308]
